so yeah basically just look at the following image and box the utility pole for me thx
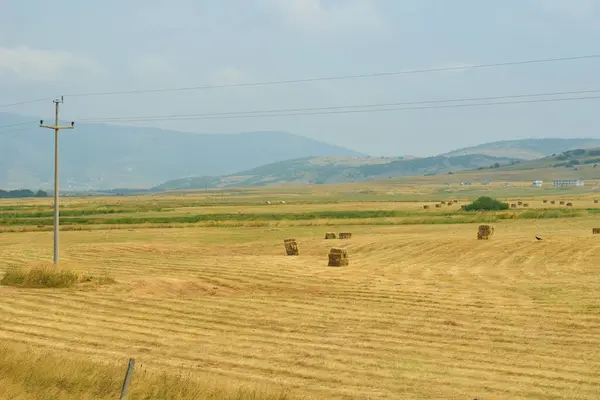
[40,97,75,266]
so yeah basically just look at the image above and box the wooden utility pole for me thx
[40,97,75,265]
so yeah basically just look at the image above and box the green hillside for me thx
[443,138,600,160]
[442,147,600,183]
[153,154,514,191]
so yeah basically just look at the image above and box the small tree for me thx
[463,196,509,211]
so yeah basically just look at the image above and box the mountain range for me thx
[2,112,600,191]
[0,112,364,190]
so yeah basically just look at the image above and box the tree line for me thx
[0,189,48,198]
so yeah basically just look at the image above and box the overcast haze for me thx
[1,0,600,157]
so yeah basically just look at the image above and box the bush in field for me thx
[463,196,509,211]
[1,267,114,288]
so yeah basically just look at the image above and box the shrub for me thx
[462,196,509,211]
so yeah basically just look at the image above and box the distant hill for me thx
[153,153,514,190]
[443,138,600,160]
[0,112,365,190]
[440,147,600,183]
[495,147,600,172]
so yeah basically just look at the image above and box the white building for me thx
[552,179,584,187]
[532,180,543,187]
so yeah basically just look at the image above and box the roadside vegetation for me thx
[0,344,298,400]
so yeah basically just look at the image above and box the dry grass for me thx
[1,217,600,399]
[0,261,114,289]
[0,343,298,400]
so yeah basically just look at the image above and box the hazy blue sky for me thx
[1,0,600,156]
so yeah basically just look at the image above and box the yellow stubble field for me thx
[1,185,600,399]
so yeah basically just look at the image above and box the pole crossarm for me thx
[40,125,74,130]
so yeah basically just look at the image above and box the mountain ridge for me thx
[153,153,517,191]
[442,138,600,160]
[0,112,365,190]
[3,111,600,191]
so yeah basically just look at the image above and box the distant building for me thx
[552,179,584,187]
[532,180,543,187]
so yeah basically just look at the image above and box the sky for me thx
[1,0,600,157]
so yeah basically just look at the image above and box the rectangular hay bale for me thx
[284,238,299,256]
[338,232,352,239]
[328,247,349,267]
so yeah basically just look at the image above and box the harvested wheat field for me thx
[1,210,600,399]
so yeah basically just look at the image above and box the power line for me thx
[0,121,38,129]
[0,96,57,108]
[62,54,600,98]
[0,127,36,135]
[84,95,600,123]
[3,95,599,133]
[1,53,600,108]
[79,88,600,123]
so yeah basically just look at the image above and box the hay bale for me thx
[510,204,517,208]
[447,202,453,207]
[280,201,286,204]
[284,238,299,256]
[338,232,352,239]
[593,228,600,234]
[441,201,446,205]
[477,224,494,240]
[559,201,565,205]
[523,203,529,208]
[328,247,349,267]
[517,201,523,206]
[566,202,573,207]
[453,200,458,203]
[324,232,337,239]
[423,205,430,210]
[543,200,548,204]
[435,204,441,208]
[266,201,272,205]
[595,199,599,204]
[550,200,556,204]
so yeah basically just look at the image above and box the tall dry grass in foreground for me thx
[0,262,114,288]
[0,344,300,400]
